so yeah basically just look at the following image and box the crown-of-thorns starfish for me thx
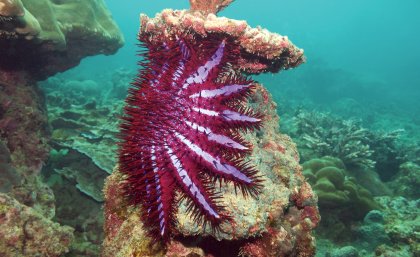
[119,35,264,241]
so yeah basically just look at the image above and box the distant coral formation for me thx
[303,157,381,219]
[293,110,405,176]
[295,111,375,168]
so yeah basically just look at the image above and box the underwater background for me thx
[0,0,419,256]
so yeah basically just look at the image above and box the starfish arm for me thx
[165,144,225,225]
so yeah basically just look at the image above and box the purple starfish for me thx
[119,37,263,241]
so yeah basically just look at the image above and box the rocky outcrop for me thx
[0,0,123,256]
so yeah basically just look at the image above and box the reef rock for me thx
[0,192,74,257]
[0,141,21,193]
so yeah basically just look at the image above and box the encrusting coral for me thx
[139,5,304,74]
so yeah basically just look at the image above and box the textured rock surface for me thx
[0,141,21,193]
[0,192,74,257]
[388,162,420,199]
[190,0,234,15]
[354,210,390,251]
[0,77,49,175]
[328,246,359,257]
[103,85,319,257]
[378,196,420,256]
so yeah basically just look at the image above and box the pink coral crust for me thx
[140,9,305,74]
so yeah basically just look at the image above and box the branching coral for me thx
[293,110,405,172]
[295,111,375,168]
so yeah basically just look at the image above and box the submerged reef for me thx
[39,73,127,256]
[0,0,123,256]
[316,196,420,257]
[103,1,317,256]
